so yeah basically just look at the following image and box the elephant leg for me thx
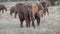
[46,8,49,15]
[15,12,17,18]
[2,10,4,14]
[29,11,35,28]
[36,16,40,26]
[0,10,1,12]
[19,15,24,28]
[27,16,31,27]
[25,15,30,28]
[35,13,40,26]
[10,11,13,15]
[31,14,35,28]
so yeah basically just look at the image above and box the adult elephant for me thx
[31,3,44,28]
[0,5,7,14]
[40,1,50,15]
[14,3,33,28]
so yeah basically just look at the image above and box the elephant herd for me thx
[0,1,51,28]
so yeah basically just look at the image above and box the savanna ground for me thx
[0,6,60,34]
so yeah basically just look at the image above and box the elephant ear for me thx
[38,10,44,17]
[32,4,38,15]
[32,4,38,10]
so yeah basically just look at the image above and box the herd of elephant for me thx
[0,1,51,28]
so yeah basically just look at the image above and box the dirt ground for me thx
[0,6,60,34]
